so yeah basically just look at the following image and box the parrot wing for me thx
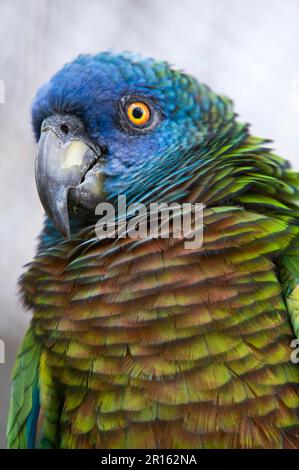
[7,327,42,448]
[280,240,299,340]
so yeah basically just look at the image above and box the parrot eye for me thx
[127,102,151,126]
[119,96,160,133]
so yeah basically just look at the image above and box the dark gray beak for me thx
[35,114,103,238]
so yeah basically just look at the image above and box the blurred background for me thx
[0,0,299,448]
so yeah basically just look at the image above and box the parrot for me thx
[7,51,299,449]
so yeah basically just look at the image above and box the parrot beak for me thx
[35,114,103,239]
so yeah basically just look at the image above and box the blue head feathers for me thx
[32,51,238,205]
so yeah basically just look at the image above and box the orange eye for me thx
[127,101,151,126]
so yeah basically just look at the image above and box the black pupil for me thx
[132,106,144,119]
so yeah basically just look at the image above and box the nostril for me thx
[100,144,108,155]
[60,124,69,134]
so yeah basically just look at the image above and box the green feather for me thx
[7,328,41,448]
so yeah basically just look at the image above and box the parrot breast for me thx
[21,203,299,448]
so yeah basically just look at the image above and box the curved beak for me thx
[35,114,101,238]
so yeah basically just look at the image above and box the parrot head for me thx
[32,51,240,238]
